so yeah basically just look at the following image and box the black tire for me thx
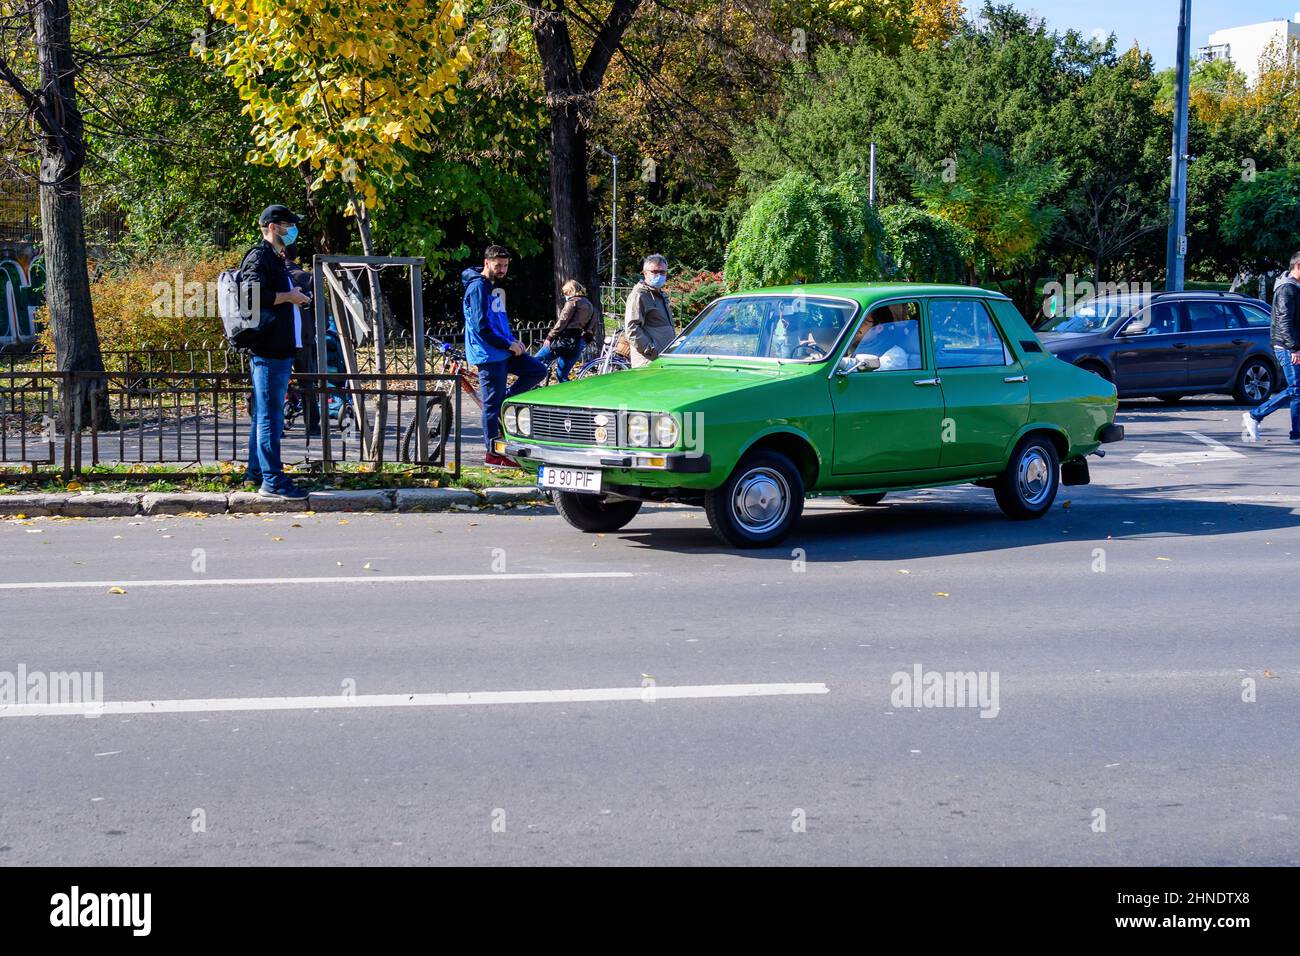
[552,491,642,533]
[399,395,451,462]
[1234,357,1275,405]
[994,434,1060,520]
[1157,394,1184,405]
[1077,361,1112,383]
[841,492,887,506]
[704,449,805,548]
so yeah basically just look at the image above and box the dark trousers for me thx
[479,352,547,449]
[293,345,321,430]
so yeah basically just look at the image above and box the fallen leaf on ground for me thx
[934,592,949,598]
[107,587,126,595]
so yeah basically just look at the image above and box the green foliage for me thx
[1222,167,1300,274]
[913,145,1065,279]
[724,172,885,289]
[878,204,973,282]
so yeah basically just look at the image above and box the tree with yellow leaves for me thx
[202,0,473,255]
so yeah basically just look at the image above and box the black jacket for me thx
[1271,276,1299,351]
[237,240,299,359]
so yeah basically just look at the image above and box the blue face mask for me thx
[646,273,667,289]
[280,224,298,245]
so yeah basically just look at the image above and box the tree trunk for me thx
[547,103,599,315]
[298,163,350,255]
[33,0,108,425]
[527,0,641,320]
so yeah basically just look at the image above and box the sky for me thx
[1008,1,1298,67]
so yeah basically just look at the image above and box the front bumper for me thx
[496,439,711,473]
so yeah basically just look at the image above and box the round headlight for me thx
[517,406,531,437]
[653,414,679,448]
[503,405,518,434]
[627,412,650,446]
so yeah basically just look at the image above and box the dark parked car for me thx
[1037,291,1281,404]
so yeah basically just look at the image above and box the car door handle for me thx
[1004,375,1028,383]
[913,377,941,387]
[1173,342,1188,349]
[1232,339,1247,345]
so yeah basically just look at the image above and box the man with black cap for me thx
[237,204,312,498]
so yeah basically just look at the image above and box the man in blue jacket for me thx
[463,245,545,467]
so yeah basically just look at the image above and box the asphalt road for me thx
[1,397,1297,865]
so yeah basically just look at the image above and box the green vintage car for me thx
[497,283,1124,547]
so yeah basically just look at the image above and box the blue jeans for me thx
[479,352,547,449]
[1250,346,1300,438]
[534,339,584,382]
[247,355,295,485]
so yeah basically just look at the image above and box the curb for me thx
[0,486,552,518]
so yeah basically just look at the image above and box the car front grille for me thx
[526,406,602,444]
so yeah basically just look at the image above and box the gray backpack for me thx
[217,247,267,347]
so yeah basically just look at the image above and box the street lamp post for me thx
[593,145,618,291]
[1165,0,1193,291]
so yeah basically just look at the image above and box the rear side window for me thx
[930,299,1010,368]
[1185,301,1238,331]
[1237,304,1271,327]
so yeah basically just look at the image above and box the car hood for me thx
[507,357,810,412]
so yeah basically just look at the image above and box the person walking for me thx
[239,205,312,499]
[462,245,546,467]
[1242,251,1300,443]
[535,280,598,383]
[624,254,676,368]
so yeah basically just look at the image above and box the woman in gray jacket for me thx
[536,280,598,383]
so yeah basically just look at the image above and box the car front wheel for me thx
[704,450,805,548]
[552,492,642,533]
[994,435,1060,520]
[1234,357,1276,405]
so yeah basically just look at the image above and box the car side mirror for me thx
[837,354,881,375]
[1119,323,1147,336]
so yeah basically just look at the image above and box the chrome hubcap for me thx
[731,467,790,534]
[1018,448,1053,506]
[1245,365,1269,402]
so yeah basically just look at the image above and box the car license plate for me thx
[538,465,602,494]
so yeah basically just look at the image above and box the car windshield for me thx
[1038,295,1147,334]
[663,294,858,360]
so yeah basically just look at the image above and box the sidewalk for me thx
[0,485,549,517]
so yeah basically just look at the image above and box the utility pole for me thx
[868,142,877,207]
[1165,0,1192,291]
[593,144,618,290]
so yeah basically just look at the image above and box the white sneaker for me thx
[1241,412,1260,442]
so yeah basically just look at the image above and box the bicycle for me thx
[574,329,632,379]
[398,336,480,463]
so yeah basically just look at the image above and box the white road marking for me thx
[0,571,634,592]
[0,682,831,719]
[1133,430,1247,467]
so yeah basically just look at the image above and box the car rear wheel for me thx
[1234,357,1275,405]
[704,450,805,548]
[994,434,1060,520]
[552,491,642,533]
[1077,361,1112,382]
[841,492,887,506]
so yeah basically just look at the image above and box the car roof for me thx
[729,282,1011,304]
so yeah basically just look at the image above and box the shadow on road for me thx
[616,485,1300,561]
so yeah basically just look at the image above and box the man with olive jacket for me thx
[624,254,676,367]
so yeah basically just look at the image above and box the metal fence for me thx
[1,349,463,480]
